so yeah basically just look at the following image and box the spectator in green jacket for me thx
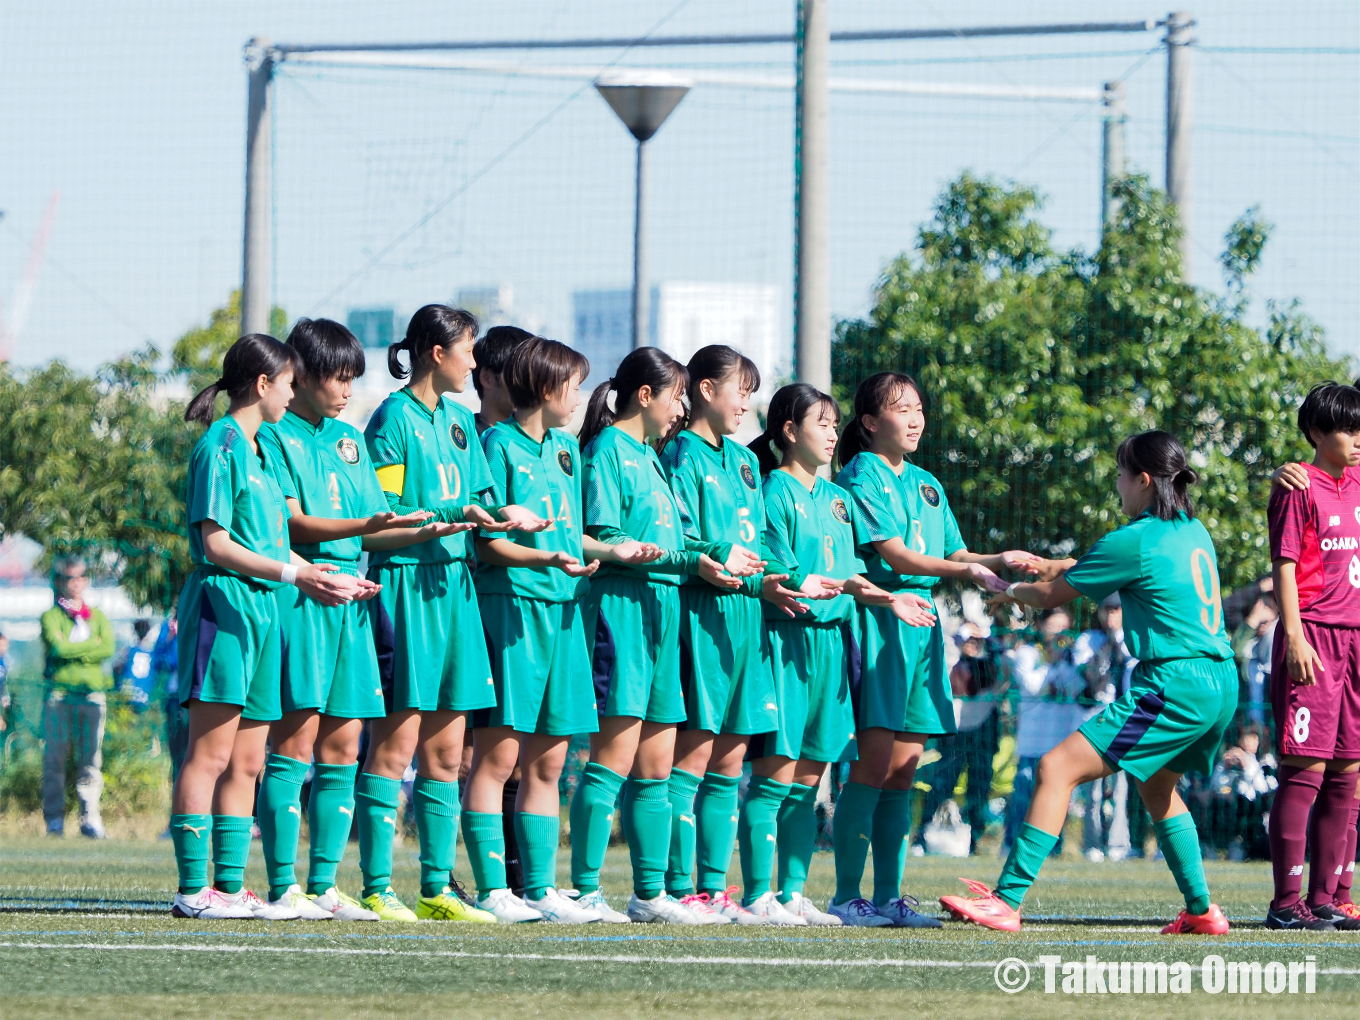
[40,555,115,838]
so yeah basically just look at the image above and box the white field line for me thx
[1,941,1358,976]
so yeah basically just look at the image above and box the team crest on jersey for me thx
[740,463,757,489]
[557,449,574,476]
[335,437,360,465]
[1354,506,1360,527]
[919,483,941,508]
[450,422,468,450]
[830,497,850,524]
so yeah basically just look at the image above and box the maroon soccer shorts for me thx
[1271,620,1360,759]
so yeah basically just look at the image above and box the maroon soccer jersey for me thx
[1268,463,1360,626]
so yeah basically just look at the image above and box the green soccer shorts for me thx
[177,570,281,722]
[477,593,598,736]
[855,600,954,737]
[750,620,858,764]
[1080,655,1237,781]
[276,578,384,719]
[678,586,777,737]
[584,576,686,724]
[368,560,496,714]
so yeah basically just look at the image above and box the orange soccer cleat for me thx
[1160,903,1230,934]
[939,879,1022,933]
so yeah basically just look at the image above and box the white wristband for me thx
[280,564,299,586]
[1005,582,1022,600]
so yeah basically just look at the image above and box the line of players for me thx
[166,303,1318,933]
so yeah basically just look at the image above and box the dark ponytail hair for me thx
[834,371,920,469]
[749,383,837,475]
[580,347,688,450]
[184,333,299,427]
[1115,430,1197,520]
[662,344,761,448]
[388,304,478,381]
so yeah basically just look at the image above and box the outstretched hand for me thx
[761,573,811,618]
[611,540,664,565]
[366,509,434,532]
[548,551,600,578]
[889,592,937,628]
[697,554,743,591]
[966,562,1009,593]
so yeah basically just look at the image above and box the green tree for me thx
[832,172,1348,593]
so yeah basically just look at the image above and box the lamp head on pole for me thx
[594,71,691,142]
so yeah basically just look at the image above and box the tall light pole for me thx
[1101,80,1126,233]
[242,38,274,336]
[596,73,690,350]
[794,0,830,392]
[1165,11,1194,278]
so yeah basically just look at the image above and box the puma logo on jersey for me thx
[765,702,777,711]
[177,823,208,838]
[287,437,304,449]
[1321,536,1359,551]
[704,475,718,485]
[338,807,352,817]
[623,459,638,468]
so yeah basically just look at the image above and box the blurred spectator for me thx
[40,555,114,838]
[1071,595,1134,861]
[0,630,11,742]
[1003,608,1084,853]
[915,621,1006,855]
[1231,583,1276,728]
[1205,722,1276,860]
[151,612,186,784]
[113,618,157,713]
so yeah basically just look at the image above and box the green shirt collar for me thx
[397,385,438,423]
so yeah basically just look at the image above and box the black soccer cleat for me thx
[1309,903,1360,931]
[1264,902,1337,931]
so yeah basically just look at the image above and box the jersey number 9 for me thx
[1189,547,1222,635]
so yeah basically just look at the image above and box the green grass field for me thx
[1,833,1356,1019]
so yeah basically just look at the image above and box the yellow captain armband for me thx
[374,464,406,495]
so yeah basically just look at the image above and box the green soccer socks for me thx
[695,772,742,896]
[516,811,560,900]
[170,813,212,894]
[211,814,253,895]
[777,781,819,902]
[995,822,1060,910]
[257,753,310,900]
[569,762,626,894]
[738,775,790,902]
[624,776,672,899]
[1155,811,1211,915]
[462,810,507,895]
[832,781,880,904]
[414,776,461,898]
[665,768,702,896]
[355,771,401,899]
[871,788,912,906]
[306,762,357,896]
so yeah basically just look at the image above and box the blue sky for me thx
[1,1,1356,370]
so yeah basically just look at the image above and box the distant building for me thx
[653,282,785,400]
[347,307,396,350]
[572,289,633,387]
[457,285,514,328]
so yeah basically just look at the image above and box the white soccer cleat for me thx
[782,892,842,926]
[310,887,380,921]
[269,884,334,920]
[709,886,774,925]
[628,892,706,924]
[743,891,809,926]
[676,893,732,925]
[476,888,545,923]
[828,897,894,927]
[170,887,255,920]
[574,889,631,923]
[524,887,602,924]
[225,887,301,920]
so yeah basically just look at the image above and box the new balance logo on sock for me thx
[1338,866,1346,875]
[1290,865,1305,876]
[338,807,352,817]
[177,823,207,838]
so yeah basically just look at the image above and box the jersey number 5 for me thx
[1189,547,1222,635]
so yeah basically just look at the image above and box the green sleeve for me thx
[257,425,298,501]
[684,535,733,564]
[187,439,237,531]
[843,469,899,548]
[587,524,700,575]
[1065,525,1143,602]
[761,484,801,588]
[584,448,623,530]
[382,490,464,524]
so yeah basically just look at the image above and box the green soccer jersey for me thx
[475,419,587,602]
[259,411,389,568]
[761,470,865,624]
[1064,511,1233,664]
[836,452,965,594]
[661,430,766,589]
[364,388,494,566]
[583,426,687,586]
[185,414,291,587]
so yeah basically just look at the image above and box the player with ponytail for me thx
[171,334,368,920]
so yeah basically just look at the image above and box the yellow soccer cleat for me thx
[416,887,497,923]
[361,887,418,922]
